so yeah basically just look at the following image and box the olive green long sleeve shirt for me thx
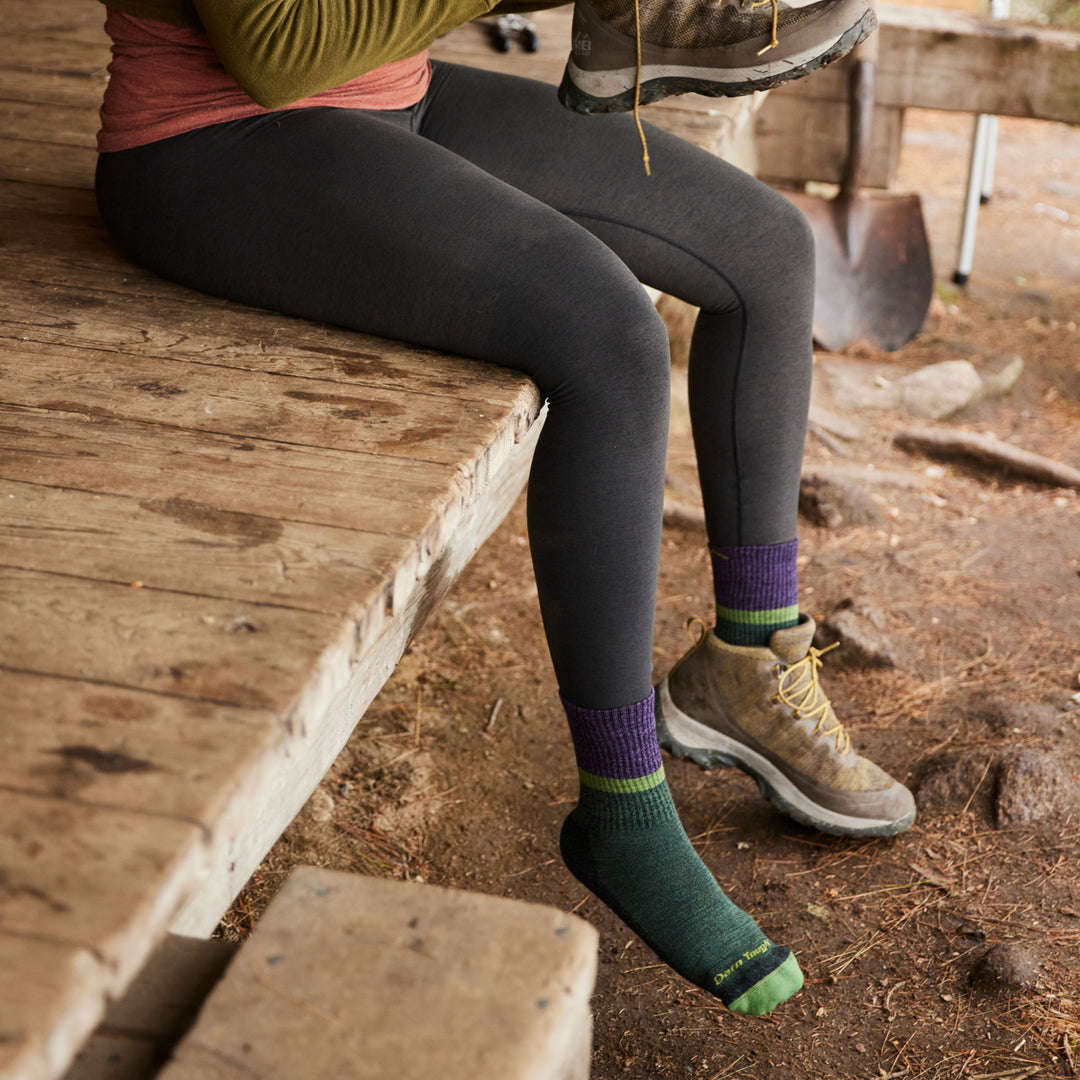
[99,0,569,108]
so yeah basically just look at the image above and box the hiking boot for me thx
[655,617,916,837]
[558,0,877,114]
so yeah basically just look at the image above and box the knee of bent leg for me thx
[763,187,816,292]
[784,194,817,279]
[719,187,816,324]
[563,278,671,432]
[517,246,671,430]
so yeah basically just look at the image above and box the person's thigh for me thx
[420,61,811,318]
[94,106,660,401]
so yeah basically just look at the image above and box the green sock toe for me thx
[561,772,800,1012]
[727,949,804,1015]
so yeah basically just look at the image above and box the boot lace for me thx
[770,642,850,754]
[632,0,651,175]
[744,0,781,54]
[630,0,781,174]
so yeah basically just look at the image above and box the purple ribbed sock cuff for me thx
[710,539,799,612]
[560,690,662,780]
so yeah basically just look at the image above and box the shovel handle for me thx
[840,19,878,195]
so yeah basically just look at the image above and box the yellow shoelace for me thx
[632,0,651,175]
[630,0,781,174]
[771,642,851,754]
[748,0,781,54]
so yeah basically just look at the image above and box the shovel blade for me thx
[787,190,934,353]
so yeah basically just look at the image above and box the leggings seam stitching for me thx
[561,206,748,545]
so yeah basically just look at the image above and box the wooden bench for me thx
[0,4,556,1077]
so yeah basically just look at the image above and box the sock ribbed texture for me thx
[560,692,802,1014]
[710,540,800,647]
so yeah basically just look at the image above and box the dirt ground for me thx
[218,108,1080,1079]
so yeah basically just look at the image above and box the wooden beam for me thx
[0,792,206,993]
[771,4,1080,123]
[755,99,904,189]
[0,670,273,822]
[0,0,110,43]
[0,937,106,1080]
[0,408,466,541]
[63,935,237,1080]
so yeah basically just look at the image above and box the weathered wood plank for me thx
[0,35,110,78]
[0,177,99,217]
[0,198,124,279]
[0,479,424,617]
[148,1044,249,1080]
[0,791,205,991]
[755,98,904,189]
[0,102,98,150]
[0,668,274,823]
[767,4,1080,123]
[0,0,109,44]
[0,407,461,537]
[61,935,239,1080]
[0,568,348,711]
[0,341,537,467]
[0,136,95,189]
[0,935,107,1080]
[0,176,97,214]
[0,270,542,406]
[0,68,107,112]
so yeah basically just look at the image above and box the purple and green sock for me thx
[559,691,802,1014]
[710,540,800,647]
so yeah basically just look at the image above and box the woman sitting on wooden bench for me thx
[93,0,914,1018]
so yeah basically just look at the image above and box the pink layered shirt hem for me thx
[98,11,432,153]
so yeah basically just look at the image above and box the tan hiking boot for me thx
[656,617,915,837]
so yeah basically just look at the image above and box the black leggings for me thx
[95,60,815,710]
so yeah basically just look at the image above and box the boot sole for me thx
[558,10,874,114]
[655,677,916,838]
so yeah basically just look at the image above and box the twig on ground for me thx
[968,1067,1043,1080]
[962,755,997,816]
[1063,1030,1077,1076]
[883,979,906,1020]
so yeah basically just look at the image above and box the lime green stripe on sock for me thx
[715,604,800,626]
[577,765,666,793]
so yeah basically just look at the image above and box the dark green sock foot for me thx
[561,769,802,1015]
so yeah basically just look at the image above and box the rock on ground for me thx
[970,943,1043,994]
[995,748,1080,828]
[815,605,902,668]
